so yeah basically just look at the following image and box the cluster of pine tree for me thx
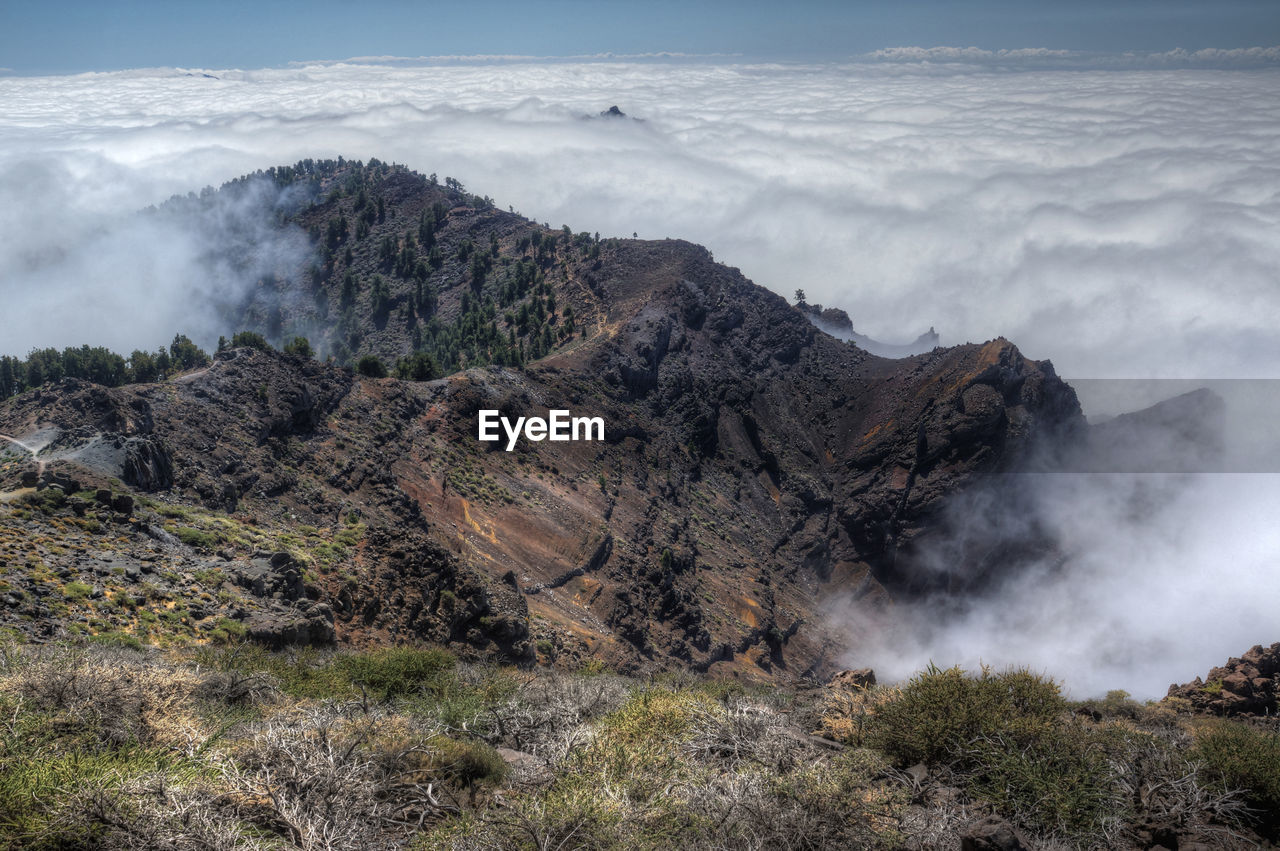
[0,335,209,400]
[298,160,596,378]
[2,160,614,402]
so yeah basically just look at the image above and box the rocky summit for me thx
[0,159,1085,679]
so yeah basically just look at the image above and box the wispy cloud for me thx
[289,51,741,67]
[864,44,1280,69]
[866,46,1075,62]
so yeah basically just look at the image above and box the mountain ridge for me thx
[0,159,1085,680]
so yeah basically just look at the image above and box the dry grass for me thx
[0,643,1274,850]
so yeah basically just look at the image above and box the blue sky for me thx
[2,0,1279,74]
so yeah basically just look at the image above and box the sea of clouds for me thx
[1,55,1278,695]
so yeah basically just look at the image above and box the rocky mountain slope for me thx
[0,160,1086,679]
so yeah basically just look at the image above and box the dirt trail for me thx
[173,361,218,384]
[0,433,45,503]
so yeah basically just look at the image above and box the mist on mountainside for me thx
[1,58,1278,699]
[838,380,1280,699]
[0,163,312,357]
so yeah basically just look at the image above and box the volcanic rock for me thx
[1166,642,1280,716]
[960,815,1032,851]
[0,159,1089,678]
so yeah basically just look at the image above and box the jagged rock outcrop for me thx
[123,436,174,490]
[244,600,337,649]
[1166,643,1280,716]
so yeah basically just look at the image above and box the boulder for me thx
[244,602,335,649]
[960,815,1032,851]
[226,553,308,601]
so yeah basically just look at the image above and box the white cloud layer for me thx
[837,470,1280,698]
[5,60,1279,378]
[1,59,1278,694]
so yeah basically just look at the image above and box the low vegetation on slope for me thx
[0,640,1274,850]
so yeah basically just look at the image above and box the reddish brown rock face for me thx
[1166,643,1280,716]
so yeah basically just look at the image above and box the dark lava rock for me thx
[227,554,308,601]
[123,437,174,491]
[244,602,336,649]
[960,815,1032,850]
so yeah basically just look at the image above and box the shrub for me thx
[1194,720,1280,838]
[229,331,271,351]
[395,351,440,381]
[0,742,178,847]
[90,631,144,652]
[428,736,509,788]
[962,721,1121,839]
[338,646,455,702]
[225,708,397,848]
[63,581,93,600]
[282,335,313,358]
[818,684,902,747]
[207,617,247,645]
[356,355,387,378]
[21,488,65,513]
[4,646,207,752]
[869,664,1065,766]
[763,747,908,847]
[571,687,715,786]
[174,527,217,550]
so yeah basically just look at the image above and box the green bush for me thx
[870,664,1066,766]
[356,355,387,378]
[0,743,176,847]
[429,736,509,788]
[337,646,455,701]
[174,527,217,550]
[282,336,313,358]
[207,618,247,645]
[963,721,1120,838]
[21,488,66,513]
[63,581,93,600]
[230,331,271,351]
[1194,720,1280,838]
[90,631,144,651]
